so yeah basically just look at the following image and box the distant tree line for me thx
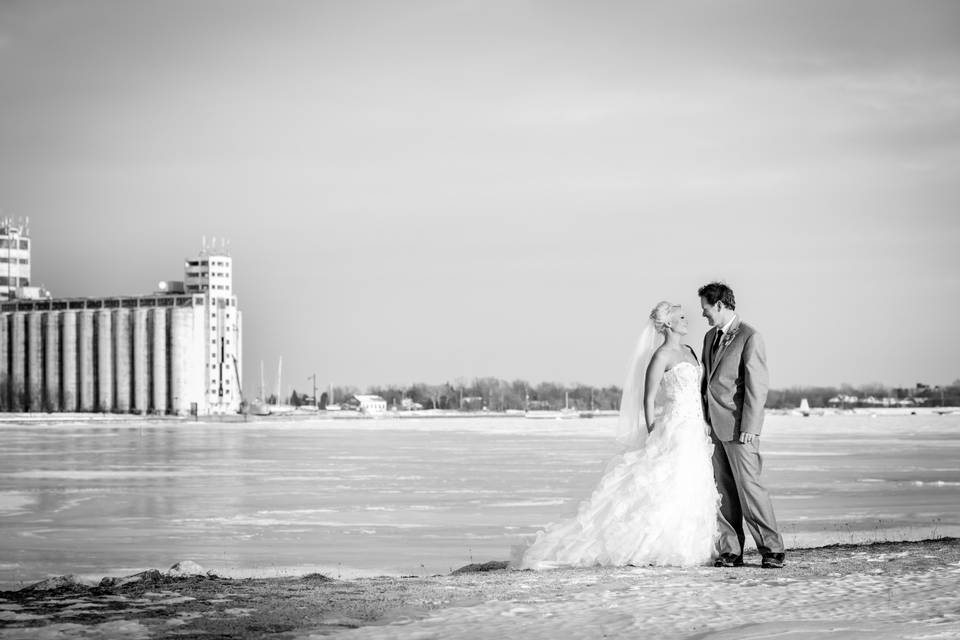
[766,381,960,410]
[294,379,960,411]
[318,378,622,411]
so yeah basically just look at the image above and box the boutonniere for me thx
[719,326,740,350]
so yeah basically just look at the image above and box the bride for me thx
[517,301,720,568]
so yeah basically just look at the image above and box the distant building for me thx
[354,394,387,413]
[185,249,233,297]
[400,397,423,411]
[0,237,242,415]
[828,394,922,408]
[0,218,49,301]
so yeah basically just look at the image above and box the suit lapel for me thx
[708,317,741,380]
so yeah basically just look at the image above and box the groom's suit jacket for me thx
[701,317,769,442]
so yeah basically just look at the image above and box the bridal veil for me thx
[615,318,664,450]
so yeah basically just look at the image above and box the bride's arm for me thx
[643,351,667,432]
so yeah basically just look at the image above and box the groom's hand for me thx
[738,432,757,444]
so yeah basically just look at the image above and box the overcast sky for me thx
[1,0,958,393]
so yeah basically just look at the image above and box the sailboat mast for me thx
[259,361,265,400]
[276,357,283,406]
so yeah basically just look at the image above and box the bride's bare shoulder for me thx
[651,344,681,368]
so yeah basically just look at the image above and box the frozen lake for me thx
[1,414,959,589]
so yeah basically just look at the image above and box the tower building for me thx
[186,238,242,414]
[0,237,243,415]
[0,218,48,301]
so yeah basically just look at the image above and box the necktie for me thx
[712,329,724,353]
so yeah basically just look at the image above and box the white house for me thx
[354,394,387,414]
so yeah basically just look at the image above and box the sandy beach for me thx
[2,538,959,639]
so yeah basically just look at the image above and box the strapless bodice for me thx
[657,361,704,424]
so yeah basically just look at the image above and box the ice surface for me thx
[1,414,959,589]
[0,493,35,515]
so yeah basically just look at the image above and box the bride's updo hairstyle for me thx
[650,301,679,334]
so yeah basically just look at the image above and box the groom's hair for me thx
[698,282,736,310]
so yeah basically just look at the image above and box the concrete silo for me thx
[170,306,193,415]
[26,312,43,411]
[43,311,60,412]
[95,309,113,412]
[113,308,132,413]
[151,307,167,414]
[132,307,149,414]
[61,310,78,412]
[10,312,26,411]
[78,310,95,412]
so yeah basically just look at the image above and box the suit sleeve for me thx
[701,330,711,366]
[741,331,769,435]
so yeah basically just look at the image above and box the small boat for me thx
[249,398,271,416]
[247,361,272,415]
[799,398,811,417]
[268,404,296,415]
[559,392,580,418]
[525,410,564,419]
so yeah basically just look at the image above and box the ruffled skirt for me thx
[517,412,720,568]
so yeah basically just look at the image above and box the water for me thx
[1,414,959,589]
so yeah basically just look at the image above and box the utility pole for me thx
[307,374,317,407]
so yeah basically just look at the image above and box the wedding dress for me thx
[518,361,720,568]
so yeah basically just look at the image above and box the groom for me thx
[699,282,785,569]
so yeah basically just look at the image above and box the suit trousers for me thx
[710,431,785,556]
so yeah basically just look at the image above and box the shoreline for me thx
[2,538,958,639]
[1,406,957,426]
[0,410,614,425]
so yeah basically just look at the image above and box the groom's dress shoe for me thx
[761,553,785,569]
[714,553,744,568]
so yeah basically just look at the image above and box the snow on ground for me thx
[316,561,960,640]
[3,543,958,640]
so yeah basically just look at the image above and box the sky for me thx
[1,0,958,393]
